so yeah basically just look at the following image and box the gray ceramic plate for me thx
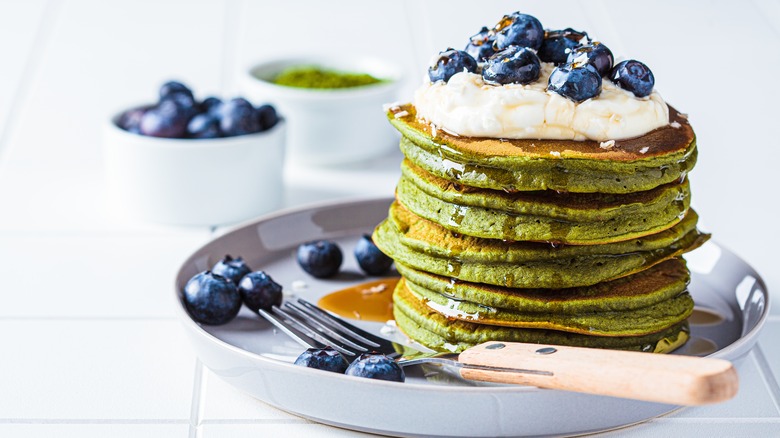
[174,197,770,438]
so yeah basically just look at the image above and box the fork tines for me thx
[267,298,398,360]
[277,303,368,353]
[257,307,328,351]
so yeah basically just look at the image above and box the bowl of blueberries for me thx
[104,80,285,226]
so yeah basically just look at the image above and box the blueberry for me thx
[345,353,405,382]
[256,104,279,130]
[464,27,496,62]
[548,64,602,103]
[494,12,544,50]
[117,107,146,133]
[566,42,614,77]
[161,92,198,120]
[354,235,393,276]
[187,113,221,139]
[183,271,242,325]
[296,240,343,278]
[212,255,251,284]
[482,46,541,85]
[238,271,283,312]
[139,99,190,138]
[219,97,261,136]
[609,60,655,98]
[294,347,349,373]
[538,28,589,64]
[199,96,223,114]
[428,48,478,83]
[159,80,194,100]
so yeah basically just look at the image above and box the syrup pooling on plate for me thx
[317,278,399,322]
[688,307,725,326]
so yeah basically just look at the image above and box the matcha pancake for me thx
[393,284,691,353]
[389,104,696,194]
[373,202,709,289]
[396,258,689,313]
[400,277,693,337]
[398,160,690,244]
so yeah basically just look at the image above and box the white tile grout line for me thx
[0,419,189,425]
[220,0,242,96]
[188,359,206,438]
[0,0,62,174]
[188,3,244,431]
[0,229,211,238]
[199,419,310,425]
[2,417,776,426]
[0,316,176,321]
[753,344,780,415]
[407,0,434,73]
[581,0,627,58]
[400,0,427,77]
[751,0,780,41]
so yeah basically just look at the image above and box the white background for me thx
[0,0,778,436]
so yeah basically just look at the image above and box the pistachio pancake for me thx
[373,202,709,289]
[398,160,690,244]
[393,284,691,353]
[388,104,696,194]
[395,258,689,313]
[400,277,693,336]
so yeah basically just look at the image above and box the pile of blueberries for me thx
[429,12,655,102]
[183,255,283,325]
[182,235,404,382]
[116,80,278,139]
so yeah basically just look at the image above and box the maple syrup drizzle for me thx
[317,278,400,323]
[684,337,718,356]
[687,308,724,326]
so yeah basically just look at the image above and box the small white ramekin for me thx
[103,109,286,226]
[241,56,402,167]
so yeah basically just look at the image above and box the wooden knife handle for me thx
[458,341,738,406]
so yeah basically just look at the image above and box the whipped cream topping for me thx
[413,63,669,141]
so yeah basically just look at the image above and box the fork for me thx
[258,298,738,406]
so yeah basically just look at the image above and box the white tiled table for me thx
[0,1,778,437]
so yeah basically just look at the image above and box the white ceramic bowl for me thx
[103,109,286,226]
[241,56,402,167]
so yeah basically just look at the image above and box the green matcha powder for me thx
[272,66,384,89]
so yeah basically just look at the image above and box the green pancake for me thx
[396,258,690,313]
[388,104,696,194]
[401,277,693,337]
[373,202,709,289]
[393,284,690,353]
[398,160,690,244]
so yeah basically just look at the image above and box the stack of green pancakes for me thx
[373,103,709,354]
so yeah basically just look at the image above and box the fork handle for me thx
[457,341,738,406]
